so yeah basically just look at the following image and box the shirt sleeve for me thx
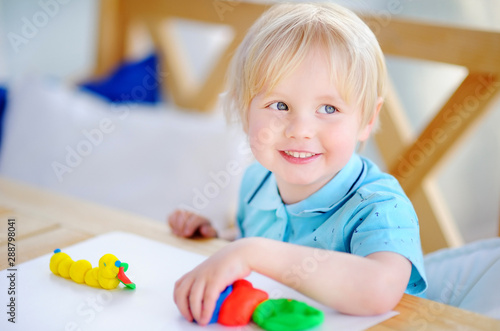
[349,192,428,296]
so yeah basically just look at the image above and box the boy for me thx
[169,2,427,325]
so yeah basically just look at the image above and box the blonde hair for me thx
[223,2,387,131]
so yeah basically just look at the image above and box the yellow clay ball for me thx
[99,277,120,290]
[50,252,71,275]
[58,258,74,279]
[98,254,120,278]
[85,268,101,288]
[69,260,92,284]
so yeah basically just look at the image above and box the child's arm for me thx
[174,237,411,325]
[168,209,217,238]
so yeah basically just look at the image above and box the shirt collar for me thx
[286,153,364,215]
[247,153,364,213]
[246,170,283,210]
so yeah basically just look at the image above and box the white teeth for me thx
[284,151,316,158]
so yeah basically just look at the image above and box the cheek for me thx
[247,112,282,149]
[320,123,359,153]
[248,124,275,153]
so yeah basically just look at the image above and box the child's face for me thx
[247,47,375,204]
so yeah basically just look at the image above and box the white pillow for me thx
[0,76,251,231]
[424,237,500,319]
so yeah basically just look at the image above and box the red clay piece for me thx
[218,279,269,326]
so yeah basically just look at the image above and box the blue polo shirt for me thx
[236,154,427,296]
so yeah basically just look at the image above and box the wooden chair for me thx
[93,1,500,253]
[362,15,500,253]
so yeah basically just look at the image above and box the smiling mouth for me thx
[283,151,318,158]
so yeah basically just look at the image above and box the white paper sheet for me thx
[0,232,397,330]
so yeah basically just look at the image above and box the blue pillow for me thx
[0,86,7,151]
[80,54,162,104]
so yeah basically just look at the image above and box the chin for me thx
[281,173,327,187]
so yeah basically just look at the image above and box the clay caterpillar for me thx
[50,249,135,289]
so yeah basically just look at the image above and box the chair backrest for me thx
[362,14,500,253]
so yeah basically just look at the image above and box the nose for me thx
[284,114,314,139]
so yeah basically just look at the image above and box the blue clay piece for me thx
[209,285,233,324]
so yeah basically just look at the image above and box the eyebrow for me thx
[316,94,345,103]
[259,91,287,100]
[262,91,346,105]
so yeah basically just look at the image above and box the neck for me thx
[275,174,336,205]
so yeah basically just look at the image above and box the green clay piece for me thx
[252,298,324,331]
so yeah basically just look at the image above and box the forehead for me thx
[263,48,334,91]
[257,43,344,88]
[257,43,347,99]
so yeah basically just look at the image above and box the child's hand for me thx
[168,209,217,238]
[173,239,252,325]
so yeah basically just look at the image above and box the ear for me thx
[358,97,383,142]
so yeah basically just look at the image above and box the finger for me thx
[198,285,220,325]
[173,276,194,322]
[199,223,217,238]
[166,211,175,229]
[167,210,183,236]
[188,278,206,323]
[176,210,190,236]
[175,210,193,237]
[183,213,206,237]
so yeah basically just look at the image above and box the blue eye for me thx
[269,102,288,111]
[318,105,337,114]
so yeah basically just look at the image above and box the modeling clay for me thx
[50,249,136,290]
[208,285,233,324]
[116,262,136,289]
[252,298,324,331]
[218,279,269,326]
[191,279,324,329]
